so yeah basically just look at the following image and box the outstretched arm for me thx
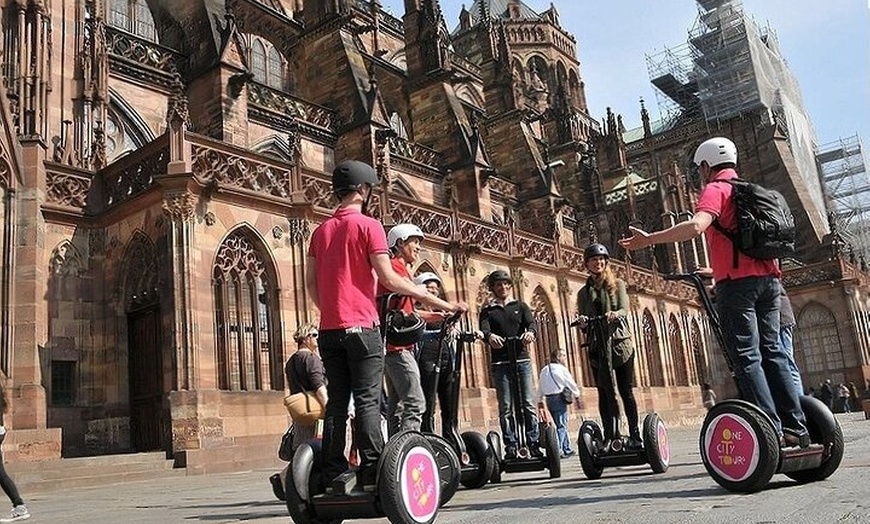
[619,211,714,251]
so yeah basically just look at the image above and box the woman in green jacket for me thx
[575,243,641,450]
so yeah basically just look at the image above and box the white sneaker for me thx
[0,505,30,522]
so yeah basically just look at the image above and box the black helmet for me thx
[384,310,425,347]
[332,160,379,197]
[487,269,512,290]
[584,243,610,261]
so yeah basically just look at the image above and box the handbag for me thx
[548,365,574,405]
[283,390,324,424]
[278,426,295,462]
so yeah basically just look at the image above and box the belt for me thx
[322,324,379,335]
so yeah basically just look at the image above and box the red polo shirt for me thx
[695,168,782,282]
[308,207,388,330]
[377,257,415,352]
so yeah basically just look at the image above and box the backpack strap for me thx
[709,179,740,268]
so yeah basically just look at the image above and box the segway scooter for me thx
[664,271,844,493]
[378,292,462,506]
[286,430,446,524]
[572,316,670,479]
[424,312,496,489]
[486,336,561,482]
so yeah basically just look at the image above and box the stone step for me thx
[6,452,184,493]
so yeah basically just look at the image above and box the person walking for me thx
[306,160,464,492]
[538,348,581,458]
[620,136,809,448]
[479,269,541,459]
[820,379,834,412]
[702,383,717,411]
[285,323,328,452]
[0,382,29,522]
[575,243,642,450]
[837,383,851,413]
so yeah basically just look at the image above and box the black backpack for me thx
[712,178,795,265]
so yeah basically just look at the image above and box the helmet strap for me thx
[360,185,373,216]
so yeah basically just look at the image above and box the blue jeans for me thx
[545,395,572,454]
[715,276,807,437]
[491,360,539,448]
[779,324,804,395]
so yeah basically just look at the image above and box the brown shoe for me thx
[781,432,810,448]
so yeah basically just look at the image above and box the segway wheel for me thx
[544,424,561,479]
[783,395,844,484]
[486,431,503,484]
[378,431,441,524]
[577,420,603,480]
[459,431,495,489]
[285,442,341,524]
[424,433,461,506]
[699,400,779,493]
[642,413,670,474]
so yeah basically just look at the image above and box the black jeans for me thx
[595,355,639,441]
[0,433,23,507]
[419,358,457,435]
[319,327,385,482]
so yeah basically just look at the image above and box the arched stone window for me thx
[668,313,689,386]
[529,285,558,373]
[213,228,282,391]
[107,0,156,42]
[643,309,665,387]
[690,318,705,384]
[246,35,288,91]
[795,302,843,376]
[389,112,408,139]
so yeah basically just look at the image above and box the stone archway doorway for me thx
[127,304,165,452]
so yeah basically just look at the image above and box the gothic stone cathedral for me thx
[0,0,867,471]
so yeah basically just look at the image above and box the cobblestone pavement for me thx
[20,414,870,524]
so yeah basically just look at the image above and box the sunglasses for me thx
[307,333,318,339]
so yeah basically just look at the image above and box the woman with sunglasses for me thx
[285,323,329,452]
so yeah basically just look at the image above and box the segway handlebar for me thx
[569,314,608,328]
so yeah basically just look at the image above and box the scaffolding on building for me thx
[817,135,870,257]
[643,0,827,229]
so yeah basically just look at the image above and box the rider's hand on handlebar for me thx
[574,314,588,329]
[449,301,469,313]
[521,331,536,345]
[488,333,505,349]
[606,311,619,322]
[695,266,714,278]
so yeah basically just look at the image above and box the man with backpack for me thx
[620,136,810,448]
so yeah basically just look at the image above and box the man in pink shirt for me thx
[307,160,466,493]
[620,137,808,448]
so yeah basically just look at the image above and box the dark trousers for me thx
[0,433,23,507]
[419,358,457,435]
[595,355,639,441]
[319,328,385,482]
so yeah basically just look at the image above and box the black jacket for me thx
[479,299,536,364]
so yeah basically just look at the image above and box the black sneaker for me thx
[529,443,544,458]
[357,466,378,493]
[269,473,285,501]
[504,446,518,460]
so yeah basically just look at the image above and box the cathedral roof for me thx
[465,0,544,24]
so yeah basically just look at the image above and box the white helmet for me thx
[414,272,441,286]
[693,137,737,167]
[387,223,425,249]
